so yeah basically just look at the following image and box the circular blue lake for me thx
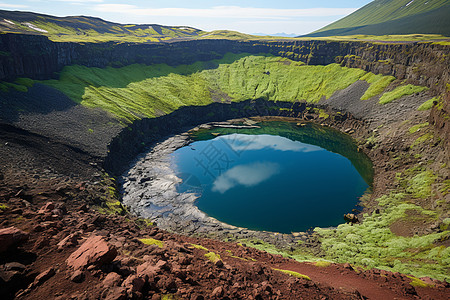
[170,121,372,233]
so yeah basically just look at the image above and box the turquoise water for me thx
[170,122,372,233]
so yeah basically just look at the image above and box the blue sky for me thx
[0,0,373,35]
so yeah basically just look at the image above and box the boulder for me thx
[136,259,167,281]
[66,235,117,270]
[104,287,127,300]
[70,270,85,283]
[103,272,122,287]
[344,213,359,224]
[32,267,55,287]
[122,274,145,293]
[0,227,29,252]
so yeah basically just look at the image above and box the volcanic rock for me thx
[344,213,359,224]
[70,270,85,283]
[66,235,117,270]
[103,272,122,287]
[32,267,55,287]
[0,226,29,252]
[122,274,145,293]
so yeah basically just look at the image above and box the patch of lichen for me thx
[204,251,221,263]
[396,167,437,199]
[273,268,311,280]
[140,238,164,248]
[314,261,332,268]
[190,243,209,251]
[94,173,127,215]
[407,275,434,288]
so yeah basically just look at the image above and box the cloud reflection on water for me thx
[221,134,323,152]
[212,161,280,194]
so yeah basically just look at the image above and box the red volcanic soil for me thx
[0,123,449,299]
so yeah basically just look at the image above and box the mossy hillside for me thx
[0,10,203,43]
[39,56,242,122]
[36,54,426,122]
[313,0,450,34]
[238,164,448,281]
[379,84,428,104]
[315,165,449,282]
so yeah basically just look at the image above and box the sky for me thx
[0,0,373,35]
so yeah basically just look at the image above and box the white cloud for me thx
[212,162,280,193]
[0,3,29,8]
[94,5,357,19]
[221,134,323,152]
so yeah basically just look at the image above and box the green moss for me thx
[273,268,311,280]
[418,97,439,111]
[139,238,164,248]
[0,203,9,211]
[1,82,29,92]
[407,275,434,288]
[37,54,404,122]
[409,122,429,134]
[407,171,436,198]
[314,261,332,267]
[379,84,428,104]
[314,184,449,281]
[318,109,329,119]
[397,167,437,199]
[204,251,221,263]
[190,243,209,251]
[440,180,450,196]
[360,73,395,100]
[15,78,34,88]
[204,58,367,104]
[411,132,434,148]
[136,218,154,227]
[100,200,126,215]
[161,294,177,300]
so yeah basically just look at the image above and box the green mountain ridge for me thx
[307,0,450,37]
[0,9,204,43]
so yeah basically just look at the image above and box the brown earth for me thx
[0,117,449,300]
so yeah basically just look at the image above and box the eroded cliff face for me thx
[1,34,449,90]
[0,34,76,80]
[1,33,448,153]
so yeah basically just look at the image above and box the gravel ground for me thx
[0,83,123,157]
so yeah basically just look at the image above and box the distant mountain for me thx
[305,0,450,37]
[252,33,299,37]
[0,10,204,43]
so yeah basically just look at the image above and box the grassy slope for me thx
[32,54,429,123]
[312,0,450,34]
[308,5,450,37]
